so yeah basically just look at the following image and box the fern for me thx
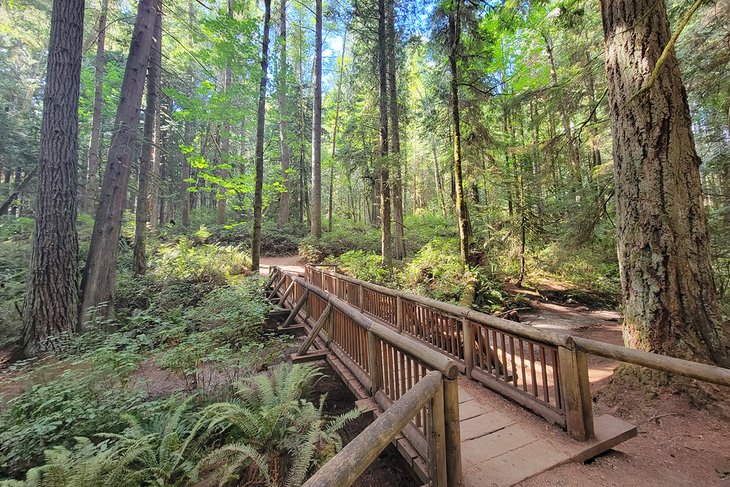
[200,364,359,487]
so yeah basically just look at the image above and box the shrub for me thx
[150,238,250,286]
[299,225,380,263]
[400,238,472,302]
[337,250,392,285]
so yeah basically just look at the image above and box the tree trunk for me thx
[448,0,470,266]
[83,0,109,214]
[180,121,192,228]
[601,0,730,366]
[22,0,84,354]
[377,0,391,267]
[250,0,271,271]
[544,33,581,186]
[277,0,291,226]
[310,0,322,238]
[386,0,404,260]
[216,0,233,226]
[328,28,347,233]
[133,4,161,276]
[80,0,158,320]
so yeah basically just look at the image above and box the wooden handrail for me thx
[571,336,730,387]
[302,371,443,487]
[310,266,730,388]
[295,277,460,379]
[270,267,463,486]
[309,266,571,348]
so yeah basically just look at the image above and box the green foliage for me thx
[400,238,472,303]
[299,224,380,263]
[150,238,251,287]
[157,281,285,390]
[0,437,142,487]
[0,220,31,345]
[337,250,392,285]
[0,368,145,475]
[200,364,359,487]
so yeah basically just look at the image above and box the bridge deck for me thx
[457,378,635,486]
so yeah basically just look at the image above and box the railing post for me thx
[558,338,594,441]
[462,321,473,379]
[443,377,463,487]
[358,284,364,312]
[367,330,381,395]
[427,380,448,487]
[396,296,403,333]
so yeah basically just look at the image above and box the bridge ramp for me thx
[458,378,635,486]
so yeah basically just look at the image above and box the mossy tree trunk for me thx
[601,0,730,366]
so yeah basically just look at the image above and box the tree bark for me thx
[133,4,161,276]
[386,0,404,260]
[378,0,392,267]
[250,0,272,271]
[544,33,581,186]
[180,120,192,228]
[83,0,109,214]
[22,0,84,354]
[328,28,346,233]
[310,0,323,238]
[216,0,233,226]
[80,0,158,320]
[447,0,470,266]
[277,0,291,226]
[601,0,730,366]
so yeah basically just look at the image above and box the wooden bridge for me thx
[265,264,730,487]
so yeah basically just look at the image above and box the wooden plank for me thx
[290,350,329,363]
[558,346,594,441]
[296,302,331,356]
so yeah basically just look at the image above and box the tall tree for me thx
[80,0,158,319]
[217,0,233,225]
[22,0,85,354]
[133,4,162,276]
[446,0,470,265]
[378,0,392,267]
[276,0,291,226]
[601,0,730,366]
[251,0,272,271]
[328,28,347,232]
[386,0,404,259]
[310,0,322,238]
[82,0,109,213]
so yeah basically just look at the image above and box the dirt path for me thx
[259,255,305,275]
[510,291,730,486]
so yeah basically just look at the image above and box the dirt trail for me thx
[259,255,305,275]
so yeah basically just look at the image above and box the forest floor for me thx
[260,256,730,487]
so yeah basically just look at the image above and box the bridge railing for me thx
[305,265,584,437]
[268,267,463,487]
[303,264,730,442]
